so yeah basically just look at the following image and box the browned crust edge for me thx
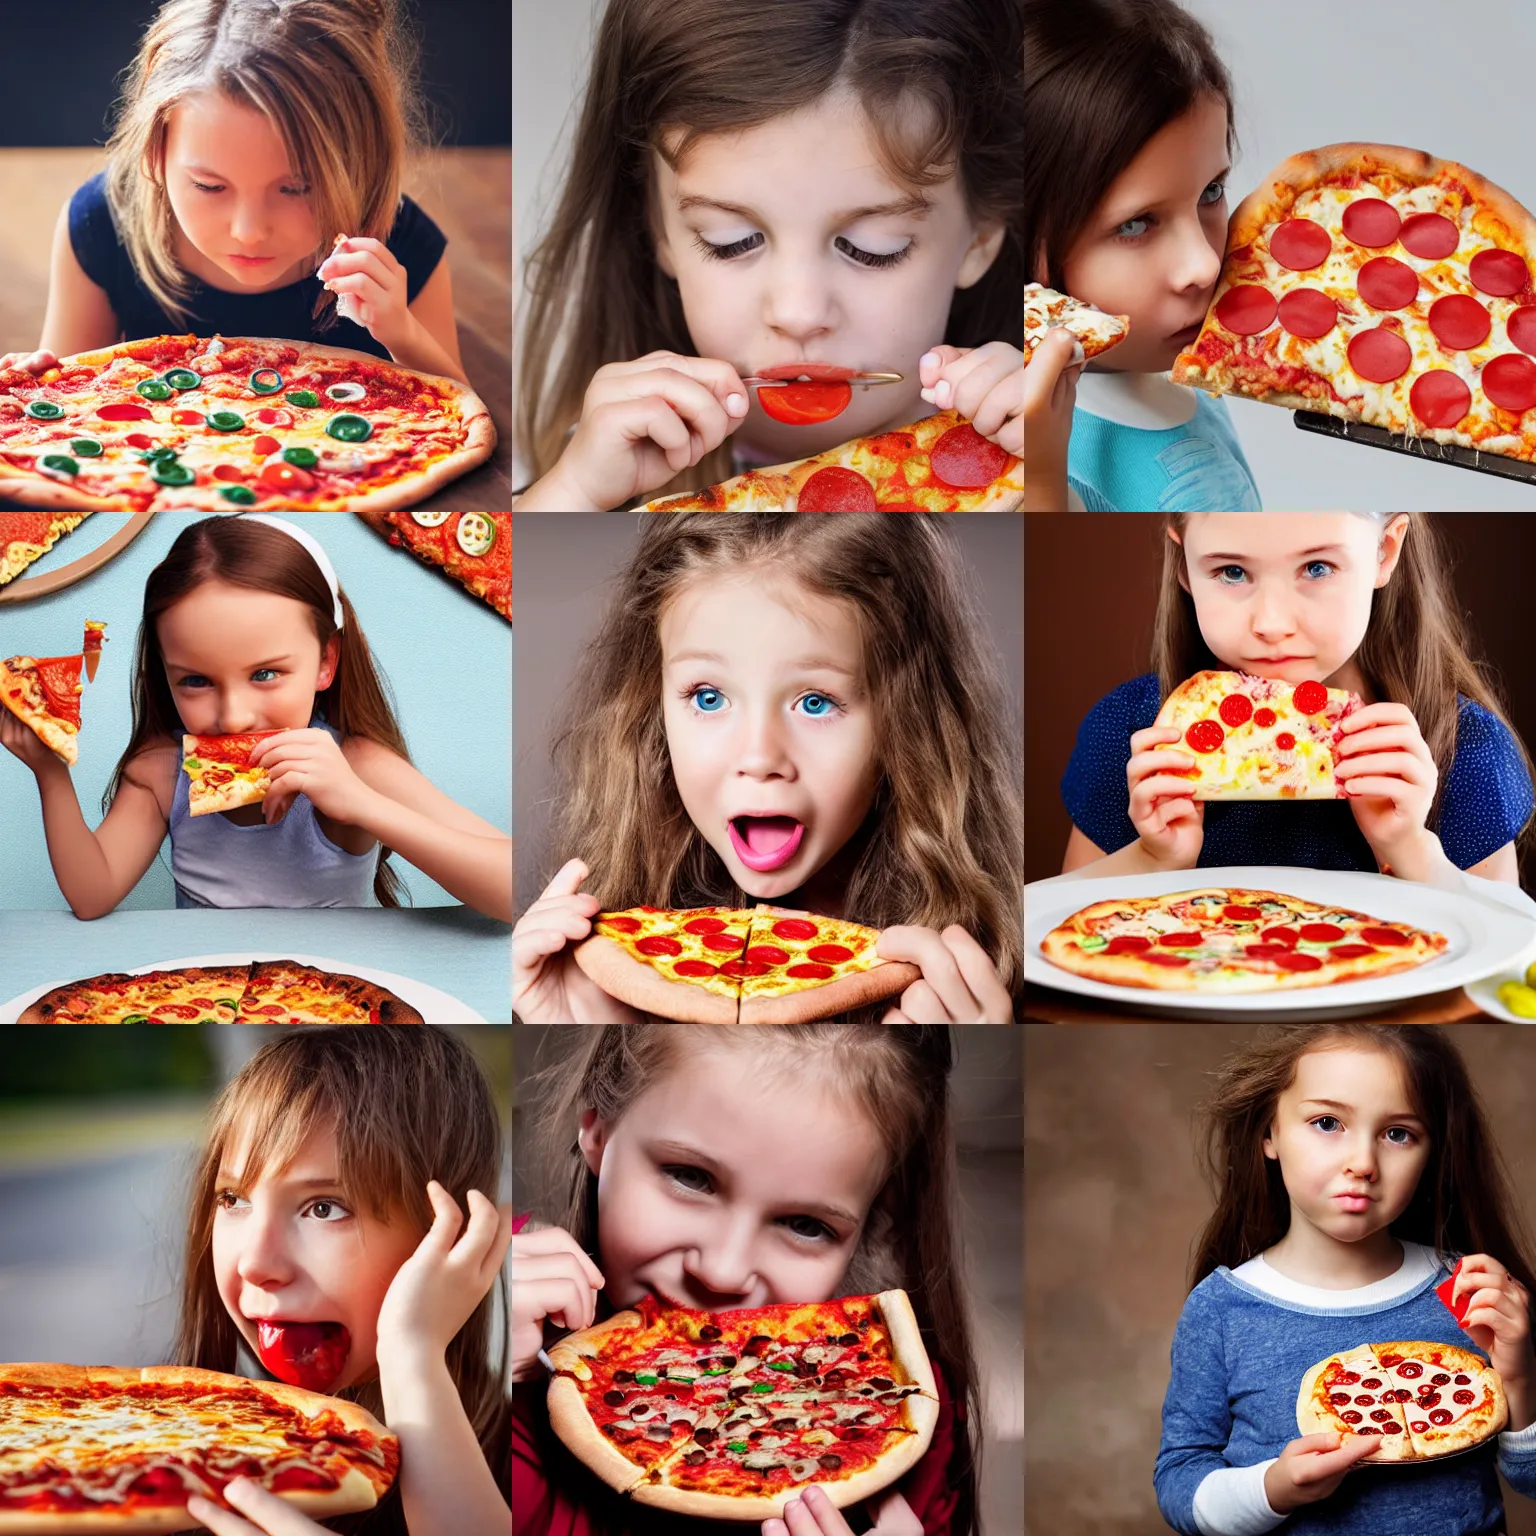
[572,933,739,1023]
[739,961,921,1023]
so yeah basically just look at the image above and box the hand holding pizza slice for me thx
[1,650,86,764]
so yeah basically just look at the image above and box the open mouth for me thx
[253,1319,351,1392]
[728,815,804,872]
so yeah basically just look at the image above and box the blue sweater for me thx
[1155,1256,1536,1535]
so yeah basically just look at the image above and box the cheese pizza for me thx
[1024,284,1130,365]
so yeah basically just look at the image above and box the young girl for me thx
[1023,0,1260,512]
[0,514,513,920]
[1156,1023,1536,1535]
[1060,512,1535,886]
[0,0,467,385]
[512,1022,980,1536]
[512,0,1023,512]
[512,514,1023,1023]
[168,1024,511,1536]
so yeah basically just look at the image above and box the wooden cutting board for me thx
[0,512,159,604]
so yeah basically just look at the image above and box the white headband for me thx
[229,514,345,630]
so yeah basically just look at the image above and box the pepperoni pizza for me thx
[0,650,85,763]
[355,510,510,619]
[1024,284,1130,365]
[1172,144,1536,460]
[0,511,94,585]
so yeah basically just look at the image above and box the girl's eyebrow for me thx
[1197,544,1346,564]
[1299,1097,1424,1125]
[183,164,304,185]
[649,1139,860,1226]
[675,192,934,223]
[215,1170,343,1190]
[166,653,294,671]
[666,648,855,675]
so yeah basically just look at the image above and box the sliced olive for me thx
[151,461,196,486]
[39,454,79,477]
[163,368,201,391]
[281,446,319,468]
[219,485,258,505]
[325,412,372,442]
[136,379,174,401]
[69,437,104,457]
[206,410,246,432]
[325,381,367,403]
[249,368,284,394]
[24,400,64,420]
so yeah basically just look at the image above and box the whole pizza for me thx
[1040,887,1448,992]
[0,334,494,510]
[1172,143,1536,460]
[1297,1341,1506,1461]
[571,906,920,1023]
[1024,283,1130,365]
[546,1290,938,1520]
[0,1362,397,1531]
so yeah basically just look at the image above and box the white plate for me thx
[1463,930,1536,1022]
[0,952,488,1024]
[1025,866,1536,1020]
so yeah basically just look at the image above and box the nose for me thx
[733,703,795,781]
[1342,1135,1378,1180]
[760,252,837,345]
[228,199,272,248]
[234,1202,297,1289]
[1248,579,1298,644]
[1172,214,1223,295]
[218,685,261,735]
[682,1213,758,1300]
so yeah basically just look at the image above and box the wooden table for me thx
[1024,983,1491,1024]
[0,148,510,510]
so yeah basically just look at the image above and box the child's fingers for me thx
[540,858,591,899]
[939,924,1015,1022]
[1127,748,1198,785]
[512,1226,604,1290]
[1336,751,1426,783]
[517,1269,600,1334]
[184,1491,264,1535]
[876,926,983,1021]
[1128,725,1185,754]
[605,349,748,406]
[419,1179,466,1247]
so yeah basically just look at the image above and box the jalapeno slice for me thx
[151,461,196,486]
[285,390,321,408]
[39,454,79,477]
[249,368,284,394]
[163,368,201,391]
[219,485,258,504]
[281,446,319,468]
[206,410,246,432]
[136,379,174,401]
[325,412,372,442]
[455,513,497,556]
[69,437,104,457]
[24,400,64,420]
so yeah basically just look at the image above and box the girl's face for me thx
[162,91,321,292]
[1173,513,1408,693]
[1263,1046,1430,1246]
[157,581,338,738]
[1058,92,1230,374]
[660,570,881,901]
[580,1042,888,1310]
[212,1123,422,1392]
[649,88,1005,460]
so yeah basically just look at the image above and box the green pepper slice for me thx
[727,1442,749,1454]
[24,400,64,420]
[120,1014,152,1025]
[249,368,284,394]
[206,410,245,432]
[325,412,372,442]
[163,368,201,391]
[219,485,258,505]
[634,1372,659,1385]
[152,461,196,486]
[40,454,79,477]
[749,1382,775,1394]
[281,446,319,468]
[136,379,174,401]
[69,437,104,457]
[285,390,320,408]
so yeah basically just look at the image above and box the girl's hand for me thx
[1452,1254,1536,1426]
[513,858,643,1022]
[1261,1431,1380,1515]
[375,1182,513,1366]
[185,1477,330,1535]
[1334,703,1437,871]
[918,342,1023,457]
[248,729,373,827]
[1021,329,1082,511]
[0,706,64,775]
[316,236,412,350]
[1126,725,1204,868]
[763,1485,922,1536]
[550,350,752,511]
[0,348,58,375]
[511,1225,605,1381]
[875,924,1014,1022]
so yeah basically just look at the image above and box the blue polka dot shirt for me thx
[1062,673,1533,872]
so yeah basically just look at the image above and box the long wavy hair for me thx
[1189,1023,1536,1300]
[520,1022,983,1535]
[104,0,429,329]
[105,514,414,907]
[172,1026,510,1534]
[1154,511,1536,855]
[547,513,1024,1000]
[515,0,1024,502]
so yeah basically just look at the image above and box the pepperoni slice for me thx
[1214,285,1277,335]
[720,957,771,978]
[673,959,721,978]
[1277,288,1340,340]
[785,962,836,980]
[1348,328,1413,384]
[1272,731,1295,750]
[771,918,819,942]
[603,916,644,933]
[253,434,282,457]
[1218,693,1253,727]
[1292,680,1328,715]
[1341,1410,1364,1424]
[1360,926,1413,947]
[1253,707,1276,728]
[1410,371,1473,429]
[171,408,204,426]
[1329,944,1377,959]
[1244,943,1294,961]
[1299,923,1344,943]
[807,943,856,964]
[1470,248,1531,298]
[1157,932,1202,948]
[1356,257,1419,311]
[1223,904,1261,921]
[744,945,791,966]
[930,423,1012,489]
[1185,719,1224,753]
[703,932,745,953]
[1104,935,1151,954]
[1342,198,1403,249]
[1507,306,1536,357]
[1146,953,1191,967]
[1269,218,1332,272]
[97,400,155,421]
[683,916,728,934]
[636,935,684,957]
[1395,1361,1422,1378]
[1260,925,1299,945]
[1275,950,1324,972]
[1482,354,1536,413]
[1428,294,1490,351]
[1428,1408,1454,1426]
[124,432,154,449]
[211,464,246,482]
[1399,212,1459,260]
[797,465,877,512]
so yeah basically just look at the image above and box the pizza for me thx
[1154,671,1362,798]
[0,652,84,763]
[0,1362,397,1531]
[355,510,510,620]
[1040,887,1448,993]
[82,619,106,683]
[546,1290,938,1520]
[17,960,426,1024]
[0,334,494,511]
[636,408,1022,512]
[1024,283,1130,365]
[1171,143,1536,461]
[571,905,921,1023]
[1297,1341,1506,1462]
[0,512,94,586]
[183,731,280,816]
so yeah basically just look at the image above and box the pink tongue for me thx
[739,816,799,855]
[255,1320,351,1392]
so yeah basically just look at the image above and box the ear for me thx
[1262,1123,1278,1160]
[316,633,341,691]
[956,221,1007,289]
[578,1109,609,1177]
[1374,513,1411,590]
[1167,523,1192,595]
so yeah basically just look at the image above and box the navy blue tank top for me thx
[68,171,446,358]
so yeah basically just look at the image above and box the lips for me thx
[1334,1194,1372,1211]
[728,815,804,872]
[254,1320,351,1391]
[758,362,854,383]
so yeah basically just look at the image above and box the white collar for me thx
[1073,368,1197,430]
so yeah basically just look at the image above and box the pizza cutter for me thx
[740,371,904,389]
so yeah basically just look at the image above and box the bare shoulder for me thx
[119,736,182,819]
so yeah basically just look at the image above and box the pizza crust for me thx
[571,934,739,1023]
[875,1289,940,1401]
[738,960,921,1023]
[545,1375,648,1496]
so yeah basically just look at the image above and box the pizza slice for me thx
[0,511,93,586]
[234,959,427,1024]
[736,907,918,1024]
[1375,1341,1508,1458]
[356,510,511,620]
[573,907,755,1024]
[82,618,107,682]
[1297,1343,1414,1460]
[1155,670,1361,798]
[1024,283,1131,365]
[183,730,282,816]
[0,651,85,763]
[18,965,251,1023]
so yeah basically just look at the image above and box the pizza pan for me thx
[1023,865,1536,1020]
[0,511,158,604]
[0,951,489,1024]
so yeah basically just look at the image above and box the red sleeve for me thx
[513,1385,591,1536]
[895,1363,964,1536]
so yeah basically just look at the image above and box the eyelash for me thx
[661,1165,836,1243]
[691,232,912,270]
[1308,1116,1417,1147]
[1213,561,1336,586]
[1114,180,1227,243]
[680,684,846,718]
[178,668,282,688]
[191,181,308,198]
[215,1191,353,1219]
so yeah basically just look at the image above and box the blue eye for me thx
[177,674,209,688]
[689,686,726,713]
[1215,565,1248,585]
[796,692,837,717]
[1114,215,1152,241]
[1311,1116,1341,1133]
[1303,560,1334,580]
[1200,180,1227,207]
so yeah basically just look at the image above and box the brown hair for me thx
[547,513,1024,999]
[1154,511,1536,856]
[515,0,1024,502]
[1024,0,1234,285]
[1189,1023,1536,1298]
[105,514,416,907]
[105,0,429,329]
[172,1025,510,1534]
[521,1023,982,1535]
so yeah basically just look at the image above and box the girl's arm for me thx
[38,199,124,358]
[1468,842,1520,884]
[390,259,467,380]
[317,241,468,381]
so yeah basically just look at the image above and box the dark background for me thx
[1025,514,1536,893]
[0,0,510,147]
